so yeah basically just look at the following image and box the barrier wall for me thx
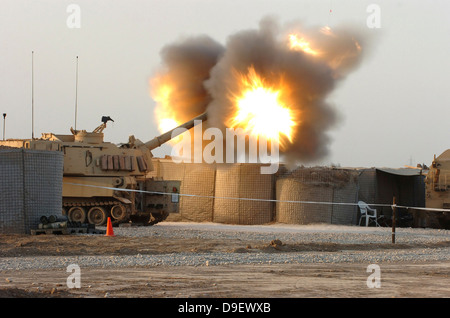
[275,167,359,225]
[149,159,383,226]
[157,159,216,222]
[213,164,274,225]
[0,149,64,234]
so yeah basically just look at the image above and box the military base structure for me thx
[2,116,450,233]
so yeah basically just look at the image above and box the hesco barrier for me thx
[150,159,364,225]
[331,176,359,224]
[213,163,274,225]
[156,159,216,222]
[0,148,64,234]
[181,163,216,222]
[275,167,359,225]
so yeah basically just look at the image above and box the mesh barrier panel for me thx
[357,169,377,204]
[213,164,273,225]
[156,159,215,222]
[0,149,63,234]
[157,160,185,221]
[180,163,215,222]
[213,164,241,224]
[152,160,366,225]
[0,150,25,233]
[276,178,333,224]
[276,167,359,225]
[331,172,359,225]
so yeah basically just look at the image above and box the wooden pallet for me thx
[31,227,106,235]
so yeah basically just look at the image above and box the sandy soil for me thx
[0,231,449,299]
[1,262,449,299]
[4,233,447,257]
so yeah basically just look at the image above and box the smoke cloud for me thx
[150,17,368,164]
[150,35,224,124]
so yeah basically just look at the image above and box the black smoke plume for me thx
[150,17,368,164]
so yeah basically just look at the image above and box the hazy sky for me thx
[1,0,449,168]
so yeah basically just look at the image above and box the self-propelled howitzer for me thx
[1,112,207,226]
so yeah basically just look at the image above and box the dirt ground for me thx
[0,233,449,299]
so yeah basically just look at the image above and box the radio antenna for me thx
[74,56,79,130]
[2,113,6,141]
[31,51,35,139]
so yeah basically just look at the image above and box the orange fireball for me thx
[228,66,297,147]
[289,34,321,56]
[150,75,183,144]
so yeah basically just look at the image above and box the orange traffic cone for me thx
[105,217,115,237]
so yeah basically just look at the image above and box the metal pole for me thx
[2,113,6,141]
[392,196,396,244]
[74,56,78,131]
[31,51,34,139]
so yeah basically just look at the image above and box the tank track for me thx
[63,200,122,207]
[63,199,130,226]
[62,199,168,226]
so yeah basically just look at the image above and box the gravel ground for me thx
[114,222,450,244]
[1,222,449,271]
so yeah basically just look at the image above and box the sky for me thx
[1,0,449,169]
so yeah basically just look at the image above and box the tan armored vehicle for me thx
[423,149,450,228]
[1,112,207,226]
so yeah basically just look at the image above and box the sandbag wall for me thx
[150,158,364,225]
[151,159,274,224]
[275,167,359,225]
[0,148,64,234]
[213,164,274,225]
[154,159,216,222]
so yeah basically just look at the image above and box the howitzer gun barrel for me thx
[145,112,207,150]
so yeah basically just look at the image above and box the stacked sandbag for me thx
[276,167,359,225]
[213,163,274,225]
[155,159,215,222]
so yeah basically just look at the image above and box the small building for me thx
[357,167,425,227]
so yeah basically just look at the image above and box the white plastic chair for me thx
[358,201,380,227]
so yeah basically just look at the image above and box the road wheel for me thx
[68,207,86,223]
[111,204,127,222]
[149,210,169,225]
[87,207,107,226]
